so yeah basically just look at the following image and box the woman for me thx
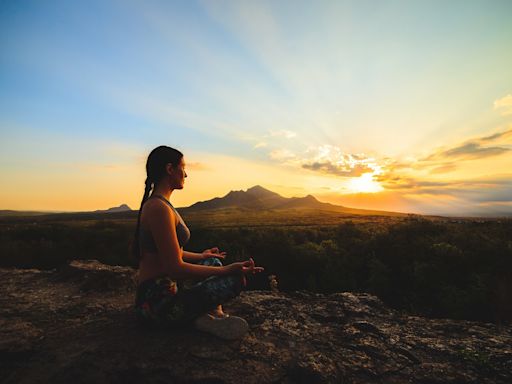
[132,145,263,340]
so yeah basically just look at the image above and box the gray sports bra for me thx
[139,195,190,253]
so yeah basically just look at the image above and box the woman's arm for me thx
[148,202,232,279]
[182,248,227,262]
[182,251,205,262]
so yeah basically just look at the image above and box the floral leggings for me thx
[134,257,243,328]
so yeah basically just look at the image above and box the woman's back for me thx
[137,197,175,284]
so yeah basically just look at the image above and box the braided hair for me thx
[131,146,183,262]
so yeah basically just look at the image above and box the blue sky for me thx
[1,0,511,215]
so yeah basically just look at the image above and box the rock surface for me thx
[1,260,511,384]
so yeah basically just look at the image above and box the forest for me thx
[1,212,511,325]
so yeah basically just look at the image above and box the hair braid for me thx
[131,177,153,262]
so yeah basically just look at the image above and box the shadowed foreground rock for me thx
[1,260,511,384]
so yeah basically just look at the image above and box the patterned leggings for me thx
[134,257,243,328]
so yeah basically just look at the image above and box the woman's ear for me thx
[165,163,174,175]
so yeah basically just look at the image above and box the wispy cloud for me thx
[302,161,372,177]
[480,129,512,142]
[494,94,512,116]
[269,129,297,138]
[429,163,457,174]
[427,142,509,160]
[422,128,512,163]
[254,142,267,148]
[269,148,296,161]
[186,162,210,171]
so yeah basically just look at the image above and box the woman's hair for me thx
[131,145,183,262]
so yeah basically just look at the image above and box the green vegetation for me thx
[1,211,511,325]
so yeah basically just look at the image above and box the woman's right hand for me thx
[223,258,264,275]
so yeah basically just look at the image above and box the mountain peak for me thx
[95,204,132,213]
[245,185,280,198]
[246,185,271,193]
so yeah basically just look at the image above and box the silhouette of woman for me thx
[132,146,263,339]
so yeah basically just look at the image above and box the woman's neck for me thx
[152,185,173,202]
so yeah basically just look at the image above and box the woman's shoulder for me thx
[142,197,177,223]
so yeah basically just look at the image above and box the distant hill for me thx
[0,204,133,220]
[94,204,132,214]
[182,185,406,217]
[0,210,60,217]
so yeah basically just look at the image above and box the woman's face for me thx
[169,157,187,189]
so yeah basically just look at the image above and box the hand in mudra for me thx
[226,258,264,275]
[202,247,227,259]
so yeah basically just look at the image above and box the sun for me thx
[348,173,383,193]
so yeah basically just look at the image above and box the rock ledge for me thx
[1,260,511,383]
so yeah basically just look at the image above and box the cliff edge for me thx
[1,260,511,383]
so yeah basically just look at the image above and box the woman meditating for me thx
[132,145,263,339]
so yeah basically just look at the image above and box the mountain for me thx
[186,185,305,211]
[93,204,132,213]
[183,185,404,216]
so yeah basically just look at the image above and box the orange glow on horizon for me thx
[346,173,383,193]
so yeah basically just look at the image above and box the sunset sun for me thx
[347,173,383,193]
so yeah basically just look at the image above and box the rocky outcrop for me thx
[1,260,511,384]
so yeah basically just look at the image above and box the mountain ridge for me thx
[93,204,132,213]
[183,185,405,216]
[0,186,405,218]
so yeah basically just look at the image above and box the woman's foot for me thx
[209,311,229,318]
[209,305,228,318]
[194,313,249,340]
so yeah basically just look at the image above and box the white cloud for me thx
[494,94,512,116]
[269,144,382,178]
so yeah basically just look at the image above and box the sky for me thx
[1,0,511,216]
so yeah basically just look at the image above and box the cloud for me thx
[429,163,457,174]
[375,162,512,214]
[269,129,297,138]
[187,162,210,171]
[269,148,296,160]
[376,174,456,192]
[298,145,379,178]
[423,128,511,162]
[266,144,380,178]
[302,161,372,177]
[369,125,512,215]
[494,94,512,116]
[254,142,267,148]
[480,128,512,142]
[440,142,509,159]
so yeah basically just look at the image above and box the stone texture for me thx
[1,260,511,384]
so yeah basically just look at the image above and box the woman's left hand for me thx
[202,247,227,259]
